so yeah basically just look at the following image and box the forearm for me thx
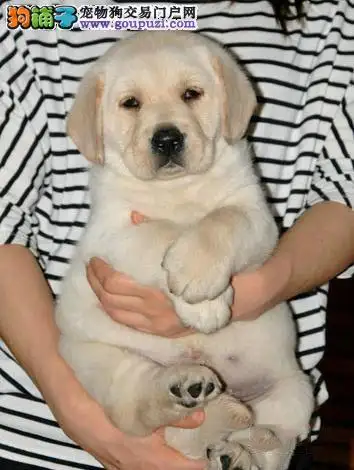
[0,245,82,408]
[245,202,354,311]
[231,201,354,320]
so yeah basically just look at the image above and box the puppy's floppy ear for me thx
[67,67,105,164]
[211,45,257,143]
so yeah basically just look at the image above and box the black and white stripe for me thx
[0,0,353,467]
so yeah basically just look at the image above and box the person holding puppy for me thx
[0,1,353,470]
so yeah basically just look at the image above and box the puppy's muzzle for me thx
[151,126,185,169]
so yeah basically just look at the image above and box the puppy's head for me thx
[67,31,256,180]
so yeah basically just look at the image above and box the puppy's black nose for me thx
[151,126,184,165]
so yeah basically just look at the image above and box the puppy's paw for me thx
[227,427,281,453]
[174,286,233,333]
[162,228,233,304]
[206,393,254,433]
[207,441,257,470]
[157,364,223,418]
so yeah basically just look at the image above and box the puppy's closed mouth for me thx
[160,160,184,170]
[156,160,186,179]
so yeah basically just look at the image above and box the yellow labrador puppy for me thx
[56,32,314,470]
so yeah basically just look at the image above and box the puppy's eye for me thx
[182,88,203,103]
[120,97,141,109]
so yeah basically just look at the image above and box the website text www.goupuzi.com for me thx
[6,4,198,31]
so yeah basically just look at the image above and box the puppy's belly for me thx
[168,346,275,406]
[212,355,276,402]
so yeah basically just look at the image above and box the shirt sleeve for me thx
[0,81,47,256]
[305,76,354,278]
[307,77,354,208]
[0,8,53,255]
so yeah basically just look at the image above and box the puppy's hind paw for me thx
[206,441,257,470]
[164,364,223,407]
[155,364,224,425]
[227,426,281,452]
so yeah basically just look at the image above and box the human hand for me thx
[86,257,194,338]
[87,255,281,331]
[48,357,206,470]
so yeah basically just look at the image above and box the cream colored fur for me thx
[56,31,314,470]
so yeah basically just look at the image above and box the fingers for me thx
[168,326,197,339]
[87,256,174,317]
[87,258,142,297]
[86,257,194,337]
[169,410,205,428]
[87,257,115,285]
[101,294,146,315]
[87,257,165,300]
[104,308,151,330]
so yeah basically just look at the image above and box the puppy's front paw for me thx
[174,286,233,333]
[162,228,233,304]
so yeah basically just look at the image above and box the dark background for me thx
[312,278,354,469]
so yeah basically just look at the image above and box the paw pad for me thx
[205,381,215,396]
[188,382,203,398]
[220,455,232,470]
[170,384,182,397]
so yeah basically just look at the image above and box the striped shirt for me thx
[0,1,353,468]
